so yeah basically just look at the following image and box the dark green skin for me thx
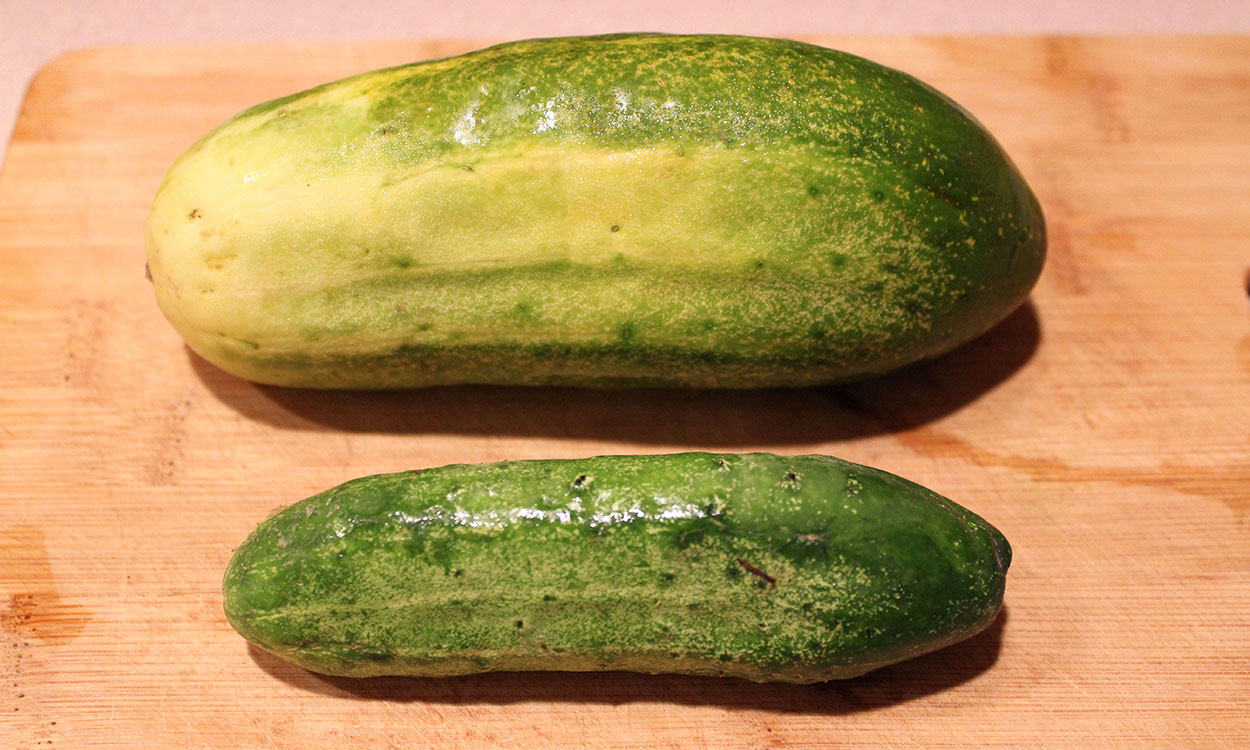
[224,453,1010,683]
[149,33,1045,388]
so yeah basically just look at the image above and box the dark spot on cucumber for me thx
[453,568,464,577]
[719,653,733,662]
[187,209,202,220]
[515,620,524,629]
[515,301,531,315]
[463,164,473,171]
[391,255,414,269]
[736,557,777,587]
[872,190,885,201]
[807,184,820,198]
[754,260,764,270]
[802,602,813,612]
[925,183,964,211]
[618,324,634,341]
[542,594,557,601]
[610,224,620,232]
[725,561,743,578]
[881,261,900,274]
[828,251,848,270]
[660,572,676,582]
[572,474,589,488]
[668,651,680,658]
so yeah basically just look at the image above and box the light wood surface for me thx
[1,36,1248,748]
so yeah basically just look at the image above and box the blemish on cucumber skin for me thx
[391,254,415,269]
[618,323,634,341]
[736,557,777,587]
[610,224,620,233]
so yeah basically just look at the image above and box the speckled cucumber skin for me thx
[223,453,1010,683]
[147,33,1044,389]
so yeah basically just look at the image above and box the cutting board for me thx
[2,36,1248,748]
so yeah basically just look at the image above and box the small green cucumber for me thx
[147,33,1044,388]
[223,453,1010,683]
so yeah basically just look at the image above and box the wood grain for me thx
[1,36,1248,748]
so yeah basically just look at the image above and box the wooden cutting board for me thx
[2,36,1248,748]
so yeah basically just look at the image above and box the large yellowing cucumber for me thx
[223,452,1010,683]
[148,34,1045,388]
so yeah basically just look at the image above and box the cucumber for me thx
[146,33,1044,389]
[223,453,1010,683]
